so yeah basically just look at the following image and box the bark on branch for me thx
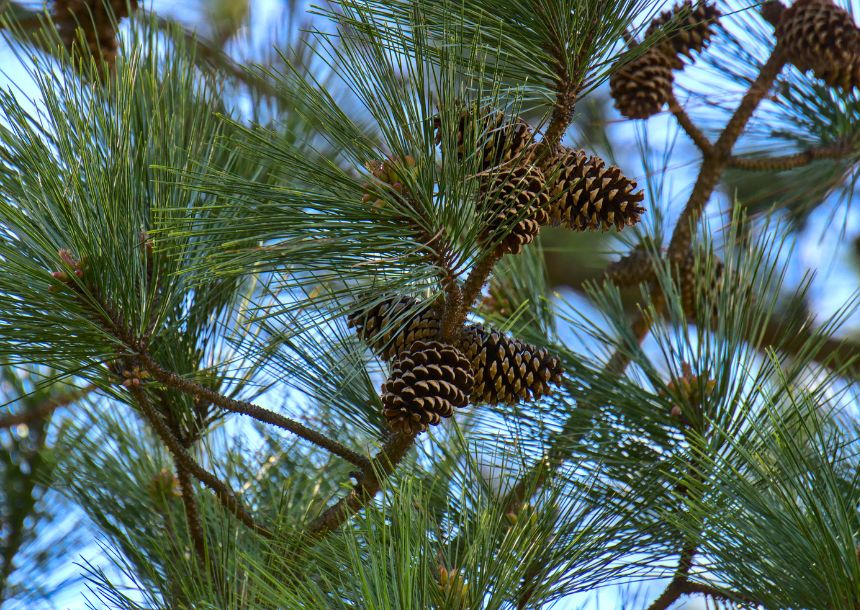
[130,386,272,538]
[139,354,372,472]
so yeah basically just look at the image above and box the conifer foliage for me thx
[0,0,858,608]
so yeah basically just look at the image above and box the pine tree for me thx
[0,0,858,609]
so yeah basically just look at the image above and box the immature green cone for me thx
[54,0,138,69]
[458,324,563,405]
[646,1,721,69]
[435,107,533,171]
[675,250,724,320]
[381,340,473,435]
[609,49,674,119]
[773,0,860,91]
[348,296,441,360]
[480,165,551,256]
[548,149,645,231]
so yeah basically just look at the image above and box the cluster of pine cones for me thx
[428,105,646,255]
[610,1,721,119]
[348,296,564,435]
[53,0,137,69]
[765,0,860,91]
[353,104,652,433]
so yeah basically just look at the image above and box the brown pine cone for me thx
[675,249,724,320]
[480,165,551,256]
[774,0,860,91]
[435,107,533,171]
[646,1,721,69]
[348,296,441,360]
[547,149,645,231]
[457,324,563,405]
[381,340,473,435]
[605,246,657,286]
[609,48,674,119]
[54,0,138,68]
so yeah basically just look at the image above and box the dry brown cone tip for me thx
[547,148,645,231]
[348,296,442,361]
[771,0,860,91]
[609,48,674,119]
[480,165,551,256]
[457,323,563,405]
[646,1,722,70]
[54,0,138,69]
[381,340,473,435]
[434,107,533,172]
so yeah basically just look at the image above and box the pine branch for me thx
[138,354,372,472]
[175,463,207,565]
[304,431,415,537]
[129,386,272,538]
[668,92,712,156]
[646,575,758,610]
[728,144,855,171]
[460,252,503,321]
[668,48,788,260]
[0,383,97,430]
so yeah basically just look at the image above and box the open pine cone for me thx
[646,1,721,69]
[381,340,473,435]
[54,0,138,69]
[547,148,645,231]
[480,165,551,256]
[772,0,860,91]
[457,324,563,405]
[348,296,441,360]
[435,107,533,171]
[609,48,674,119]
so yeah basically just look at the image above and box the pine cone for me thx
[435,107,533,171]
[547,149,645,231]
[609,49,674,119]
[480,165,551,256]
[457,324,563,405]
[54,0,138,68]
[605,247,656,286]
[348,296,441,360]
[774,0,860,91]
[675,250,724,320]
[381,340,473,435]
[646,1,721,69]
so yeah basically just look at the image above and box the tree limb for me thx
[668,92,712,156]
[129,386,272,538]
[728,144,854,171]
[305,431,415,537]
[139,354,372,472]
[668,49,787,260]
[0,383,97,430]
[175,463,207,564]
